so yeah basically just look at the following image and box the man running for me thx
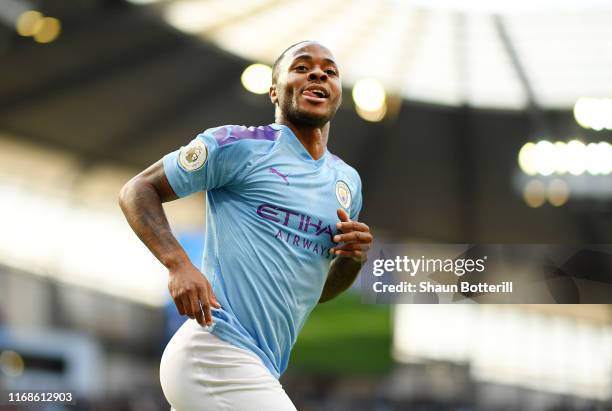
[119,40,373,411]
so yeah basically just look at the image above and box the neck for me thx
[275,114,329,160]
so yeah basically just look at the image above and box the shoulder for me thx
[328,152,362,187]
[199,124,281,149]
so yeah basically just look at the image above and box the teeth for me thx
[303,88,326,98]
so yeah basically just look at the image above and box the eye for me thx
[325,69,337,76]
[295,65,308,72]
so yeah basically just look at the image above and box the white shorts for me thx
[159,319,297,411]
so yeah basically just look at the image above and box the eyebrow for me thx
[291,54,338,67]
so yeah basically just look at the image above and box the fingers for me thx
[330,242,370,259]
[336,208,350,223]
[333,230,373,244]
[336,220,369,233]
[197,288,213,326]
[331,212,372,261]
[173,295,187,316]
[174,290,198,321]
[169,275,221,328]
[188,293,206,326]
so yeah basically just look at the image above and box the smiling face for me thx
[270,42,342,127]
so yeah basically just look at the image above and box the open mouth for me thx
[302,85,329,102]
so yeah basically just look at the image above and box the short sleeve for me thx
[350,172,363,221]
[162,126,249,198]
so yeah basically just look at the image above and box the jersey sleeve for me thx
[350,172,363,221]
[162,126,249,198]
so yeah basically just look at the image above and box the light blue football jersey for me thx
[162,123,362,378]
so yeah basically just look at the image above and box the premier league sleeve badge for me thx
[178,139,208,172]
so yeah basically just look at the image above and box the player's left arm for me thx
[319,208,372,303]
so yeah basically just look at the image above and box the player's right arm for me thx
[118,160,220,327]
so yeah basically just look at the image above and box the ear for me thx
[269,84,278,105]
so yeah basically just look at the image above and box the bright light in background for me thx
[0,134,187,306]
[517,139,611,176]
[15,10,60,43]
[164,0,215,34]
[533,140,556,176]
[574,97,612,131]
[566,140,587,175]
[0,183,167,306]
[0,132,210,306]
[352,79,387,122]
[0,351,24,377]
[355,103,387,122]
[518,142,537,175]
[523,179,546,208]
[394,305,612,401]
[553,141,569,174]
[15,10,42,36]
[586,141,612,175]
[586,143,602,175]
[241,64,272,95]
[33,17,61,44]
[597,142,612,174]
[548,178,570,207]
[352,79,386,111]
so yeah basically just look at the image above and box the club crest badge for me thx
[335,180,352,210]
[178,139,207,172]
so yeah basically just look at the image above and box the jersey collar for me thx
[270,123,330,165]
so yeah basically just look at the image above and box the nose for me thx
[308,67,327,82]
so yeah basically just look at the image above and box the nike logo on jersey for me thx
[269,167,290,185]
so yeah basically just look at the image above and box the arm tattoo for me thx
[118,160,189,270]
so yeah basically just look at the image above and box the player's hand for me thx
[168,262,221,327]
[330,208,372,263]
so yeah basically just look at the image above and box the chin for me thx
[298,112,331,127]
[286,105,333,127]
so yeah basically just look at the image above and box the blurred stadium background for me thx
[1,0,612,410]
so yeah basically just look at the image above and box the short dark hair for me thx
[271,40,314,85]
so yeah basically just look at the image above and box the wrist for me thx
[163,250,191,272]
[336,254,364,266]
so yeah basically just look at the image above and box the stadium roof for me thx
[134,0,612,109]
